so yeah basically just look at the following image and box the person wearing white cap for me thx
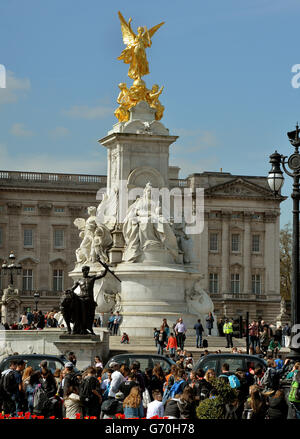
[108,362,125,398]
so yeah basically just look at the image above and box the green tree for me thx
[280,223,292,300]
[196,378,238,419]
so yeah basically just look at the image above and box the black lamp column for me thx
[268,124,300,360]
[1,251,22,287]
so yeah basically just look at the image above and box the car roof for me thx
[0,354,66,362]
[201,353,265,360]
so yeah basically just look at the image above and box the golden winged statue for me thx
[117,11,164,81]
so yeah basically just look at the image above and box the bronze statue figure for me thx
[60,264,108,335]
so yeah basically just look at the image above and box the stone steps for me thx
[109,335,246,348]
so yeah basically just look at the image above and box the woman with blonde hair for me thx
[242,385,268,419]
[204,369,216,382]
[123,386,144,418]
[22,366,34,392]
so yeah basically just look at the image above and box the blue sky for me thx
[0,0,300,226]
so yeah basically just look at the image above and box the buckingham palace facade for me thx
[0,168,284,323]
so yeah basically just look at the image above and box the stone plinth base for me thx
[114,262,214,337]
[54,334,108,370]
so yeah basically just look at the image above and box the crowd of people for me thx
[1,348,300,420]
[2,310,59,331]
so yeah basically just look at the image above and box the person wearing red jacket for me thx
[166,332,178,355]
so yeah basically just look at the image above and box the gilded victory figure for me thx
[115,11,165,122]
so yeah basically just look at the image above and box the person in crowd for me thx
[206,312,214,336]
[262,358,290,391]
[119,373,138,398]
[107,312,115,334]
[113,311,121,336]
[53,369,62,389]
[130,361,145,393]
[25,371,41,415]
[108,362,125,398]
[161,319,170,339]
[146,390,164,418]
[79,366,102,418]
[64,385,83,419]
[20,313,28,328]
[153,328,159,347]
[121,332,130,344]
[286,362,300,380]
[26,310,34,326]
[174,318,187,350]
[157,329,167,355]
[218,318,224,337]
[164,393,181,419]
[22,366,33,393]
[39,361,57,400]
[248,320,259,350]
[260,326,271,355]
[63,362,78,396]
[253,367,264,389]
[100,391,124,419]
[267,389,288,419]
[68,352,77,367]
[193,319,204,348]
[47,312,58,328]
[123,386,144,418]
[149,364,165,395]
[176,355,185,370]
[242,385,268,420]
[166,332,177,355]
[100,368,113,400]
[223,318,234,348]
[268,338,281,358]
[274,354,284,370]
[282,323,291,348]
[163,365,179,393]
[94,356,103,368]
[177,386,197,419]
[36,311,45,330]
[119,364,130,380]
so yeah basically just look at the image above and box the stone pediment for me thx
[205,177,278,200]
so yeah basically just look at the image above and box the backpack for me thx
[33,384,51,415]
[101,398,119,414]
[162,379,185,404]
[219,374,240,389]
[79,377,93,404]
[2,370,18,395]
[260,368,272,389]
[202,339,208,348]
[288,372,300,403]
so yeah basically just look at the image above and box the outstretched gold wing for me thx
[148,21,165,39]
[118,11,136,46]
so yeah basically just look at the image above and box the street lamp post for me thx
[268,123,300,360]
[33,292,40,312]
[1,251,22,286]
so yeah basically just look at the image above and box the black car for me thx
[103,353,176,373]
[193,353,267,375]
[0,354,75,374]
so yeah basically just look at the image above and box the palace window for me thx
[230,273,240,294]
[22,269,33,291]
[24,229,33,247]
[23,206,35,212]
[252,235,260,252]
[54,229,64,249]
[209,273,219,294]
[53,269,64,292]
[209,233,218,252]
[252,274,261,294]
[231,234,240,252]
[54,207,65,213]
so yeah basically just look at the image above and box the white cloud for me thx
[0,143,107,175]
[62,104,113,120]
[0,70,30,104]
[10,123,34,137]
[49,126,70,138]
